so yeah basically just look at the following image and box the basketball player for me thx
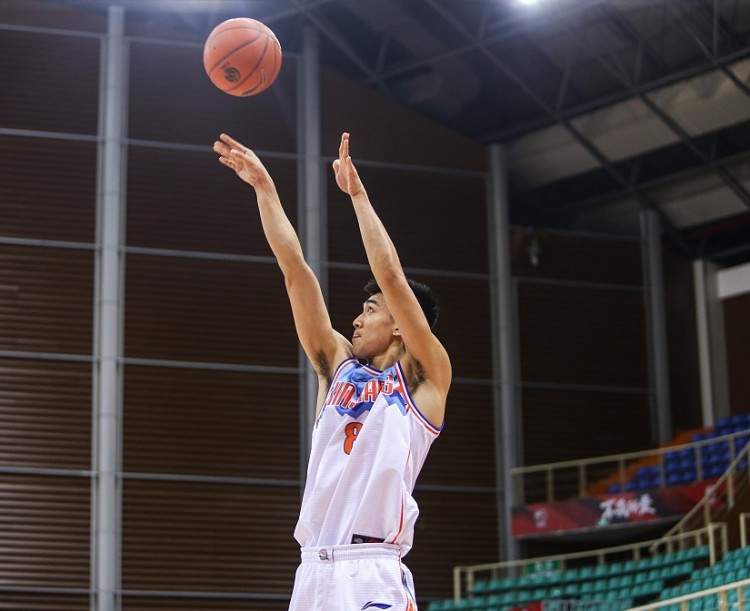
[213,131,452,611]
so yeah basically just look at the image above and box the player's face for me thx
[351,293,397,360]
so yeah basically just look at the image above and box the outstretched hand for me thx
[213,133,272,189]
[332,132,365,198]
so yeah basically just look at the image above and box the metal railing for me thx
[651,443,750,545]
[452,524,726,602]
[627,576,750,610]
[512,429,750,504]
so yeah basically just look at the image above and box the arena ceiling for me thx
[45,0,750,268]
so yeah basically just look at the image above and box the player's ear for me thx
[393,327,401,337]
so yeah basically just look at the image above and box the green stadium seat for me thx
[471,580,489,595]
[638,555,660,569]
[427,599,455,611]
[579,581,594,596]
[547,586,563,599]
[592,578,608,592]
[562,567,580,582]
[529,588,547,601]
[487,577,513,593]
[515,590,533,604]
[622,560,638,573]
[516,575,534,588]
[608,561,623,575]
[690,545,710,560]
[618,586,633,599]
[593,564,609,578]
[660,585,676,599]
[498,591,516,606]
[607,576,623,589]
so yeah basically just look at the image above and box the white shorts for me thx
[288,543,418,611]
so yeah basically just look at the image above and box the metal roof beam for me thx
[288,0,392,95]
[557,9,750,212]
[553,145,750,218]
[424,0,694,256]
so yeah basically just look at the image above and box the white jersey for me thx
[294,357,442,556]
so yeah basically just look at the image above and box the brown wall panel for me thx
[0,0,105,31]
[0,594,88,610]
[0,358,91,470]
[421,382,496,488]
[122,480,299,595]
[321,68,488,172]
[510,231,643,286]
[518,282,649,388]
[521,388,652,468]
[0,136,97,243]
[0,29,99,134]
[128,41,297,151]
[126,149,297,256]
[124,254,298,366]
[327,269,492,380]
[0,245,94,354]
[123,365,299,479]
[327,168,489,274]
[0,474,90,588]
[408,490,498,602]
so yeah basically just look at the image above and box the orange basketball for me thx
[203,17,282,97]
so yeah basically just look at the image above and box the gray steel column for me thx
[93,5,126,611]
[642,210,672,445]
[297,27,324,475]
[693,259,730,426]
[488,145,520,562]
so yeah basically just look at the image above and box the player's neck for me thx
[363,344,405,372]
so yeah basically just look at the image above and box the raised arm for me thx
[214,133,348,380]
[332,133,451,419]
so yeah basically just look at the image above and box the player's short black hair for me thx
[363,277,439,330]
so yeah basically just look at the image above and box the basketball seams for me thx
[205,31,263,75]
[234,38,282,97]
[203,18,282,96]
[229,34,271,96]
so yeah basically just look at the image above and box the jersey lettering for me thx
[343,421,362,455]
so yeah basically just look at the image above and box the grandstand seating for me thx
[658,546,750,611]
[607,414,750,494]
[428,546,710,611]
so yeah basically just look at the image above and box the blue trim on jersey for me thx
[395,361,444,433]
[322,357,443,434]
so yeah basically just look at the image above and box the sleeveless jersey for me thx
[294,357,442,556]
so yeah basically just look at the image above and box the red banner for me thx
[512,480,721,538]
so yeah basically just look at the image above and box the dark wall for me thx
[510,230,653,472]
[724,292,750,412]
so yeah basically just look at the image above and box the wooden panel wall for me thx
[512,231,653,472]
[0,6,97,607]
